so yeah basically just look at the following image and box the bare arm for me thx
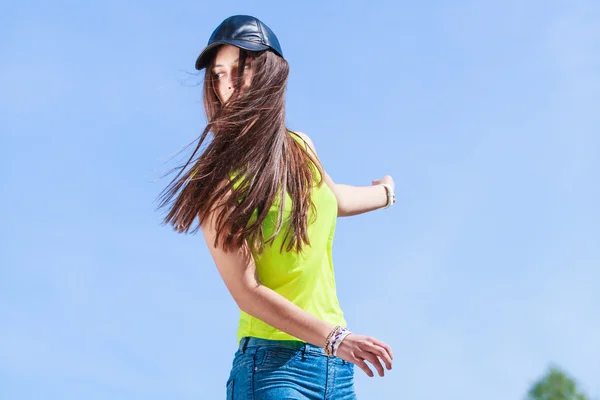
[324,176,391,217]
[294,132,395,217]
[200,203,335,348]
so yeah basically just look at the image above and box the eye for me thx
[213,72,224,79]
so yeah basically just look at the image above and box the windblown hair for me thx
[156,48,324,254]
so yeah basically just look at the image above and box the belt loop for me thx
[301,342,307,360]
[240,337,250,354]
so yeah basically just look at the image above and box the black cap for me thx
[195,15,284,70]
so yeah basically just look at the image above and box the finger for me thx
[371,338,394,361]
[372,344,393,370]
[354,358,374,378]
[360,351,385,377]
[365,341,392,370]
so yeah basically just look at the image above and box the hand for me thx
[372,175,396,205]
[335,333,393,377]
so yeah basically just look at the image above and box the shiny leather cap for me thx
[195,15,284,70]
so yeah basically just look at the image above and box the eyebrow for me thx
[213,58,239,68]
[213,58,253,69]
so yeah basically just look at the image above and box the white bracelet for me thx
[332,330,352,357]
[381,184,395,209]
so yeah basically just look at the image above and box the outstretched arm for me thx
[325,175,395,217]
[295,132,396,217]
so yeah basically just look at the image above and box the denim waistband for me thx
[238,336,328,357]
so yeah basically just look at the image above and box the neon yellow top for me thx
[235,133,346,343]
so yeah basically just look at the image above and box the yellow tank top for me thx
[235,132,346,343]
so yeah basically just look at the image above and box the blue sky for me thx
[1,0,599,399]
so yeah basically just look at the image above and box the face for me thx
[211,44,253,104]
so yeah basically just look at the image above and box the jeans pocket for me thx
[344,360,355,374]
[255,347,301,372]
[226,378,234,399]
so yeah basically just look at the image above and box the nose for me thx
[226,75,235,91]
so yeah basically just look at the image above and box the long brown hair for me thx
[156,47,324,254]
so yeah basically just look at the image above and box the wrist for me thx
[324,325,352,357]
[380,184,394,209]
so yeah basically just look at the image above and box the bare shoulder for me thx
[292,131,311,142]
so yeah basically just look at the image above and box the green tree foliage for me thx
[527,366,590,400]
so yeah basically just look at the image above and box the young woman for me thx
[157,15,396,399]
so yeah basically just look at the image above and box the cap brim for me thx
[195,40,271,70]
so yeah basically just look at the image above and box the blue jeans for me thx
[226,336,357,399]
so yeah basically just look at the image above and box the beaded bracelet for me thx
[324,326,343,357]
